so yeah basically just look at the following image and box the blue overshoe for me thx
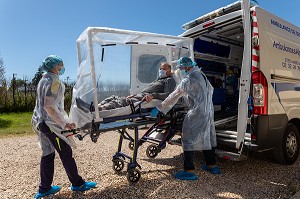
[34,185,61,198]
[173,170,198,180]
[201,164,221,174]
[70,181,97,191]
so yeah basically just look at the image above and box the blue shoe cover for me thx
[70,181,97,191]
[34,185,61,198]
[173,170,198,180]
[201,164,221,174]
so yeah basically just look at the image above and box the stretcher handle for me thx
[60,122,92,135]
[133,98,146,109]
[127,98,146,114]
[60,128,86,141]
[61,128,77,134]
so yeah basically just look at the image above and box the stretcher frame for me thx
[138,108,185,159]
[63,101,160,183]
[63,101,186,183]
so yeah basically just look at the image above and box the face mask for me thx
[179,69,187,78]
[58,67,65,76]
[159,69,167,78]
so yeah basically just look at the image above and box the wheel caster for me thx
[127,168,141,183]
[146,144,159,159]
[128,141,134,150]
[112,158,125,173]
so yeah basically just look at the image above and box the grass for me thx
[0,112,34,137]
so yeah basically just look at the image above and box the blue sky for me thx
[0,0,299,83]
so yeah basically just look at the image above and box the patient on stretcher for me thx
[76,62,176,113]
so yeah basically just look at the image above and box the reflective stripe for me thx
[56,137,61,151]
[252,11,260,70]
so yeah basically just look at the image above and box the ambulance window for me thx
[138,54,167,83]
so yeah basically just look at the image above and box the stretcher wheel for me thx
[128,141,134,150]
[127,168,141,183]
[146,144,159,159]
[112,159,125,173]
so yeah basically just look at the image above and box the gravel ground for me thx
[1,131,300,199]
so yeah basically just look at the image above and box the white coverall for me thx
[32,72,75,156]
[157,67,217,151]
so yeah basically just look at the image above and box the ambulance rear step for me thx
[217,130,251,141]
[216,130,251,147]
[215,131,257,161]
[215,149,248,161]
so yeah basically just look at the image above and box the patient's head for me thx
[160,62,172,77]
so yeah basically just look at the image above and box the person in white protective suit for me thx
[150,57,221,180]
[31,55,96,198]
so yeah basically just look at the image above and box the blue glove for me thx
[150,107,160,117]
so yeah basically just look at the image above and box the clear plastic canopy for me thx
[70,27,193,125]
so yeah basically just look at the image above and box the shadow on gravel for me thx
[0,118,12,128]
[55,168,207,199]
[43,151,300,198]
[141,153,184,167]
[214,151,300,198]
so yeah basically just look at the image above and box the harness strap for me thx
[127,98,135,113]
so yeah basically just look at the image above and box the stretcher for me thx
[66,98,238,183]
[63,100,187,183]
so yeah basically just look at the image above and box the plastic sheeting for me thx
[32,72,75,156]
[70,27,193,128]
[157,67,217,151]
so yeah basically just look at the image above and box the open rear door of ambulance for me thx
[236,0,252,153]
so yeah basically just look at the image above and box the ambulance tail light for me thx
[252,70,268,115]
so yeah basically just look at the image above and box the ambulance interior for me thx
[186,14,246,136]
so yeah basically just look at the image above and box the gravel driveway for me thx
[1,131,300,199]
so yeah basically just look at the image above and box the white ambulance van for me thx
[72,0,300,165]
[180,0,300,164]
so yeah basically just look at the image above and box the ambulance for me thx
[179,0,300,164]
[73,0,300,164]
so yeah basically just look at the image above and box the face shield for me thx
[176,57,197,78]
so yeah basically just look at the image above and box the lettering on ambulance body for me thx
[272,41,300,58]
[270,19,300,38]
[281,58,300,71]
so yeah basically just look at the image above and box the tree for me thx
[31,66,43,87]
[0,55,6,109]
[0,54,5,86]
